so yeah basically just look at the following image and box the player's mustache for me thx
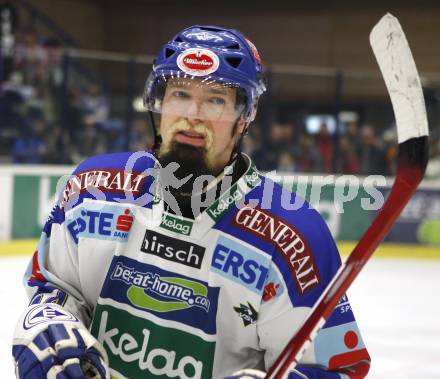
[168,119,214,150]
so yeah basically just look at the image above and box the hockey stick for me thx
[265,13,429,379]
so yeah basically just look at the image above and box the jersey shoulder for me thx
[225,174,342,302]
[61,150,157,211]
[73,150,156,174]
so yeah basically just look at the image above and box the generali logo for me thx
[232,205,320,294]
[177,48,220,76]
[61,169,145,208]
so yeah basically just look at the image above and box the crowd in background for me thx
[2,20,440,178]
[242,120,399,176]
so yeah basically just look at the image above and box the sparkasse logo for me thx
[66,204,135,244]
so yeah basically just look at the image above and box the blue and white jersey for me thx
[21,151,370,379]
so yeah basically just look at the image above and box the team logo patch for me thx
[66,203,135,244]
[24,304,77,329]
[177,48,220,76]
[140,229,205,269]
[233,302,258,326]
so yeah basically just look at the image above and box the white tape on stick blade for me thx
[370,13,429,143]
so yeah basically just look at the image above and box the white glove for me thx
[224,368,308,379]
[12,303,110,379]
[224,369,266,378]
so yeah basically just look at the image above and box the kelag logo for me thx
[160,213,193,236]
[207,164,261,222]
[111,263,211,313]
[91,306,215,379]
[141,230,205,269]
[66,203,134,244]
[211,235,270,294]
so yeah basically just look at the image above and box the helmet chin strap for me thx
[227,115,249,167]
[149,111,162,152]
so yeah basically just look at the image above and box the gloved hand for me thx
[13,304,110,379]
[224,369,266,378]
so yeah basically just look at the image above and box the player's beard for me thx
[158,120,216,194]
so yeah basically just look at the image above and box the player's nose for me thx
[185,99,206,123]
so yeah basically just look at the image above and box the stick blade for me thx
[370,13,429,143]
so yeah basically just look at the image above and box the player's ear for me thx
[236,117,248,135]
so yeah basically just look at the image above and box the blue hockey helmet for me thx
[143,25,266,124]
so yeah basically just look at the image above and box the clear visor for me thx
[143,74,246,123]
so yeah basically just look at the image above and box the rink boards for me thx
[1,239,439,259]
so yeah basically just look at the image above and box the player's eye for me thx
[172,90,190,99]
[207,97,226,106]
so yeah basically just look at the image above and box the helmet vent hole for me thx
[174,36,183,42]
[226,57,243,68]
[200,26,222,32]
[165,48,175,58]
[227,43,240,50]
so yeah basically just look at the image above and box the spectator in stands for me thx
[358,125,386,175]
[13,28,46,88]
[103,119,126,153]
[335,135,359,174]
[12,117,49,163]
[80,83,110,130]
[43,122,74,164]
[129,116,154,151]
[71,117,106,164]
[315,121,333,172]
[64,87,83,144]
[0,0,19,80]
[345,120,360,147]
[256,121,296,171]
[292,132,322,173]
[277,150,297,172]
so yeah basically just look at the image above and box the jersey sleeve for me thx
[23,173,96,325]
[21,151,154,326]
[256,204,370,379]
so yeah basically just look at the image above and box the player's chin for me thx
[159,140,207,166]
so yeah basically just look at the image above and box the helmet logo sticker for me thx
[245,38,261,65]
[177,48,220,76]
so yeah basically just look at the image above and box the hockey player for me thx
[12,25,370,378]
